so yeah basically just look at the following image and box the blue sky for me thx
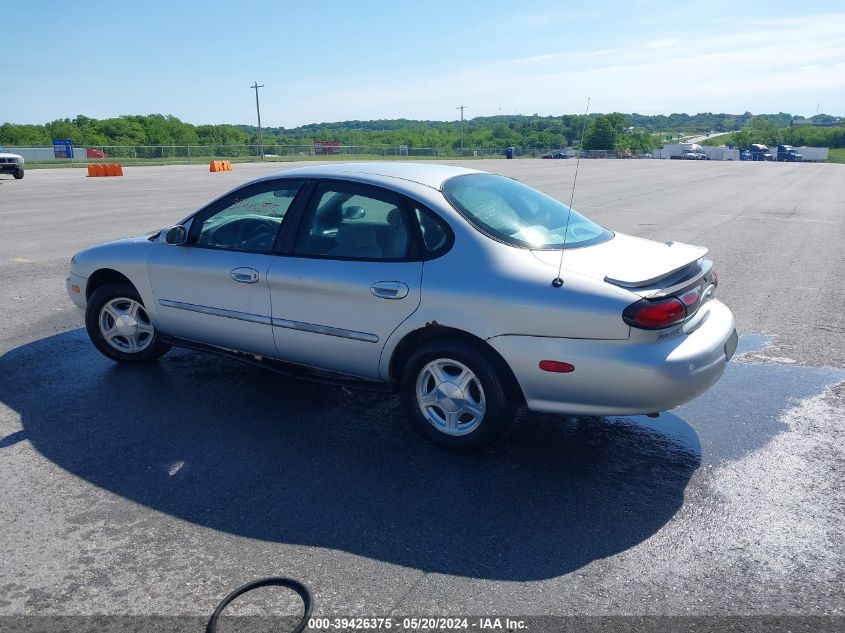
[3,1,844,126]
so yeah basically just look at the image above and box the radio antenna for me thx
[552,97,590,288]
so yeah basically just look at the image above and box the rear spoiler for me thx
[604,241,708,288]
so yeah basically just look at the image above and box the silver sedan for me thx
[66,163,737,450]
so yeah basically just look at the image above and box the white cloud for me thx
[266,12,845,125]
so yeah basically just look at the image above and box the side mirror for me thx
[165,225,188,245]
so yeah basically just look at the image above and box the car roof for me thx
[253,162,483,190]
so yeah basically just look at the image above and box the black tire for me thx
[85,282,170,363]
[13,169,24,180]
[400,339,517,451]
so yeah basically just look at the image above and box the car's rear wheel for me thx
[400,340,516,451]
[85,282,170,363]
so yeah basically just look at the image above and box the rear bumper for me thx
[66,273,88,310]
[489,299,736,416]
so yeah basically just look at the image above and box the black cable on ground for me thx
[206,577,313,633]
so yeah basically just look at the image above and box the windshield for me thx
[0,147,8,153]
[442,173,612,250]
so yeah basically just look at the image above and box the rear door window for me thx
[294,182,415,260]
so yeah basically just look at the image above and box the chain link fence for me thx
[10,144,581,166]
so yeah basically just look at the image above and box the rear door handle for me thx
[231,267,259,284]
[370,281,409,300]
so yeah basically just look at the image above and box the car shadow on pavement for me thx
[1,329,703,581]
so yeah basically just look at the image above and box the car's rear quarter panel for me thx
[488,298,735,415]
[377,209,637,380]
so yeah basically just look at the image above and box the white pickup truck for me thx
[0,146,25,179]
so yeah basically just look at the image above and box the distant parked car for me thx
[749,144,775,161]
[0,146,25,179]
[541,151,568,159]
[66,163,736,450]
[682,150,708,160]
[776,145,802,162]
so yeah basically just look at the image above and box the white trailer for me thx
[657,143,705,159]
[703,146,740,161]
[794,146,829,161]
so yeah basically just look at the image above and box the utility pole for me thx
[251,81,265,160]
[457,105,467,156]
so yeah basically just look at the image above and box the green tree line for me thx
[2,111,841,152]
[247,114,592,150]
[0,114,252,148]
[702,117,845,149]
[0,112,652,152]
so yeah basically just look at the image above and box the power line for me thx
[456,105,467,155]
[251,81,265,160]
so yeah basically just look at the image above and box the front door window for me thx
[194,181,303,253]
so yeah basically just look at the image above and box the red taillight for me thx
[539,360,575,373]
[623,297,686,330]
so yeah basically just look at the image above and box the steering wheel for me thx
[237,218,276,250]
[204,232,226,247]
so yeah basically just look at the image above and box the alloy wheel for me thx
[98,297,155,354]
[415,358,486,436]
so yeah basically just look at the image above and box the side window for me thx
[195,181,302,252]
[294,183,414,260]
[412,205,451,256]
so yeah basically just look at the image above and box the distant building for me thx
[314,140,342,155]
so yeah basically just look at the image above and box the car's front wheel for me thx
[400,340,516,451]
[13,169,24,180]
[85,282,170,363]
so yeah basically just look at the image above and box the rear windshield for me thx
[442,173,612,250]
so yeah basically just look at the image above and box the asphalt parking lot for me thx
[1,160,844,629]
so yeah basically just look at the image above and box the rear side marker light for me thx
[71,285,81,294]
[680,289,700,306]
[539,360,575,373]
[623,297,686,330]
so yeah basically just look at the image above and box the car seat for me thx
[328,224,382,258]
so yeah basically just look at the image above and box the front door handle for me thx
[370,281,409,300]
[231,267,259,284]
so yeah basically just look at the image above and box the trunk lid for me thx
[531,233,708,296]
